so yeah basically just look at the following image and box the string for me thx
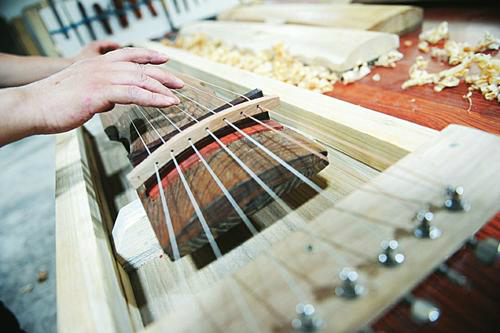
[134,106,165,143]
[166,66,251,102]
[171,151,260,332]
[189,139,309,303]
[129,111,191,296]
[153,105,355,272]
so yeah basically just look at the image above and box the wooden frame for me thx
[55,42,499,333]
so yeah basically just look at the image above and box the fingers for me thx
[103,47,168,64]
[111,62,184,89]
[108,69,179,101]
[104,85,179,108]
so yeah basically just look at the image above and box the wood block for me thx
[179,21,399,72]
[218,3,423,35]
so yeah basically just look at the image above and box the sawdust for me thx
[403,22,499,105]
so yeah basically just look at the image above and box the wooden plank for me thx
[127,95,279,188]
[138,41,437,171]
[139,124,500,333]
[179,21,399,72]
[218,3,423,35]
[55,128,135,333]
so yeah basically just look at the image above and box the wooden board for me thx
[141,124,500,333]
[218,3,423,35]
[179,21,399,72]
[55,128,136,333]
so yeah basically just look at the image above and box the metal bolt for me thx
[291,303,324,332]
[406,295,440,324]
[474,237,499,264]
[378,240,405,267]
[444,186,470,212]
[414,209,441,239]
[335,267,364,299]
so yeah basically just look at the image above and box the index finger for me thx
[103,47,168,64]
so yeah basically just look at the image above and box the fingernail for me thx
[154,52,168,61]
[174,77,184,87]
[165,97,177,105]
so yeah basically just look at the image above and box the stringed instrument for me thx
[55,41,500,333]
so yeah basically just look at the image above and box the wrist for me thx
[18,84,47,136]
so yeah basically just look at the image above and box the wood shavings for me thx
[403,27,499,105]
[419,21,449,44]
[463,89,473,112]
[165,33,338,93]
[372,73,381,81]
[418,41,430,53]
[404,40,413,47]
[430,47,449,62]
[166,33,403,91]
[374,50,403,68]
[342,62,371,84]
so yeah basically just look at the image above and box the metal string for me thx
[171,151,260,332]
[128,110,191,295]
[134,106,165,143]
[189,139,309,303]
[166,66,251,102]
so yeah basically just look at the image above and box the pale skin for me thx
[0,41,184,145]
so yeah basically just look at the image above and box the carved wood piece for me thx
[139,119,328,259]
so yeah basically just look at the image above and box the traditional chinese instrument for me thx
[62,42,499,333]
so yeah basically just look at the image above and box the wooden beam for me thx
[138,41,437,171]
[138,125,500,332]
[127,95,279,188]
[55,128,135,333]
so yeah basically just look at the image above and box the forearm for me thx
[0,87,42,146]
[0,53,72,87]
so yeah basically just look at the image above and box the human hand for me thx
[72,40,121,62]
[22,47,184,134]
